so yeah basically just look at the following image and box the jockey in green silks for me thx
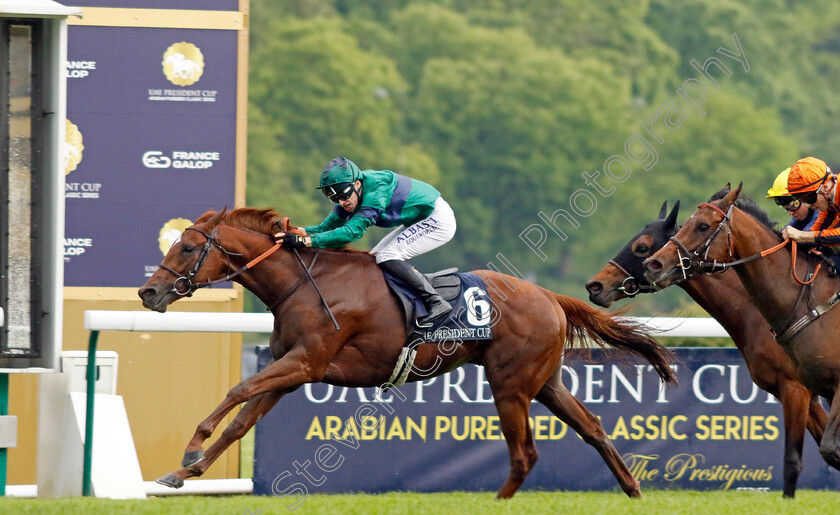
[276,157,456,327]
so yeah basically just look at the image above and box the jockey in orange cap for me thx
[783,157,839,247]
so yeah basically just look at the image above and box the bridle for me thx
[156,224,341,330]
[664,200,840,346]
[608,259,658,297]
[666,201,816,285]
[668,202,736,280]
[158,226,254,296]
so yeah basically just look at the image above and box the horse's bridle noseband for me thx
[158,227,244,296]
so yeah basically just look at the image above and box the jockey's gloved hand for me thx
[281,233,307,249]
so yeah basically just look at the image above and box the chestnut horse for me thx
[585,198,829,498]
[644,184,840,471]
[138,207,676,499]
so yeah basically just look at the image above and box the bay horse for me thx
[138,207,676,499]
[585,198,829,498]
[643,184,840,471]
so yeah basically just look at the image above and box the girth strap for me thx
[775,291,840,346]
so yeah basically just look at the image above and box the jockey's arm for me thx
[782,226,816,242]
[813,227,840,246]
[309,215,374,248]
[304,211,343,235]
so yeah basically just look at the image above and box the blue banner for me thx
[253,347,840,500]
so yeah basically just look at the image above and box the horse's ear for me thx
[723,182,742,205]
[665,200,680,230]
[657,200,668,220]
[273,216,306,236]
[209,207,226,224]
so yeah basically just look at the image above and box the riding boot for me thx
[379,259,452,326]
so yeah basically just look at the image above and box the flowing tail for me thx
[553,294,677,385]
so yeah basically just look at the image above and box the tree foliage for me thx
[247,0,834,314]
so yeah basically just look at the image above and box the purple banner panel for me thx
[63,112,235,286]
[69,1,238,10]
[68,26,237,116]
[253,348,840,502]
[64,25,238,287]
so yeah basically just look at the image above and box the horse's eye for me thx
[633,244,649,255]
[182,245,195,254]
[697,223,710,232]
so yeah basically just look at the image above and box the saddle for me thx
[383,267,461,333]
[380,267,493,389]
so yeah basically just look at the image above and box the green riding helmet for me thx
[318,157,360,189]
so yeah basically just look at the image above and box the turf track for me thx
[1,490,839,514]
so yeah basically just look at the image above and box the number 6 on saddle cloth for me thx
[381,268,494,387]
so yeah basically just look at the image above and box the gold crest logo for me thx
[64,119,84,175]
[158,218,193,255]
[162,42,205,86]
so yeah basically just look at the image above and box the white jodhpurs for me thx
[372,197,456,263]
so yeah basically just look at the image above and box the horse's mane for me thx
[708,187,781,237]
[194,207,368,254]
[195,207,282,235]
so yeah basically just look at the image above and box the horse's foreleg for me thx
[184,356,320,455]
[536,378,641,498]
[157,390,286,488]
[806,395,829,446]
[806,395,840,472]
[776,382,810,498]
[818,389,840,470]
[494,396,538,499]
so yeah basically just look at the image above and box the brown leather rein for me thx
[158,226,282,296]
[669,202,821,286]
[156,219,340,330]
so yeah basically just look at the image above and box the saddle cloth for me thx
[382,268,494,343]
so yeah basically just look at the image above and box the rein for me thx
[669,203,819,285]
[158,227,259,296]
[666,201,840,345]
[158,224,341,330]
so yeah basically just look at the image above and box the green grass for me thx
[240,426,255,478]
[1,490,839,514]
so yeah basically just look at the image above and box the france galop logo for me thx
[64,119,84,175]
[159,218,193,255]
[162,42,204,86]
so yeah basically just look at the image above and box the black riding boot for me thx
[379,259,452,326]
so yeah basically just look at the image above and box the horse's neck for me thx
[214,227,305,309]
[239,246,379,314]
[678,271,757,347]
[727,209,800,333]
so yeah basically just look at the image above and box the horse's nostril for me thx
[586,281,603,294]
[645,259,662,272]
[138,287,157,300]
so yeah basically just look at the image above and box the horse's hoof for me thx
[156,473,184,489]
[182,449,205,468]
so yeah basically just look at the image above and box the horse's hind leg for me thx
[494,395,539,499]
[535,374,641,498]
[157,389,285,488]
